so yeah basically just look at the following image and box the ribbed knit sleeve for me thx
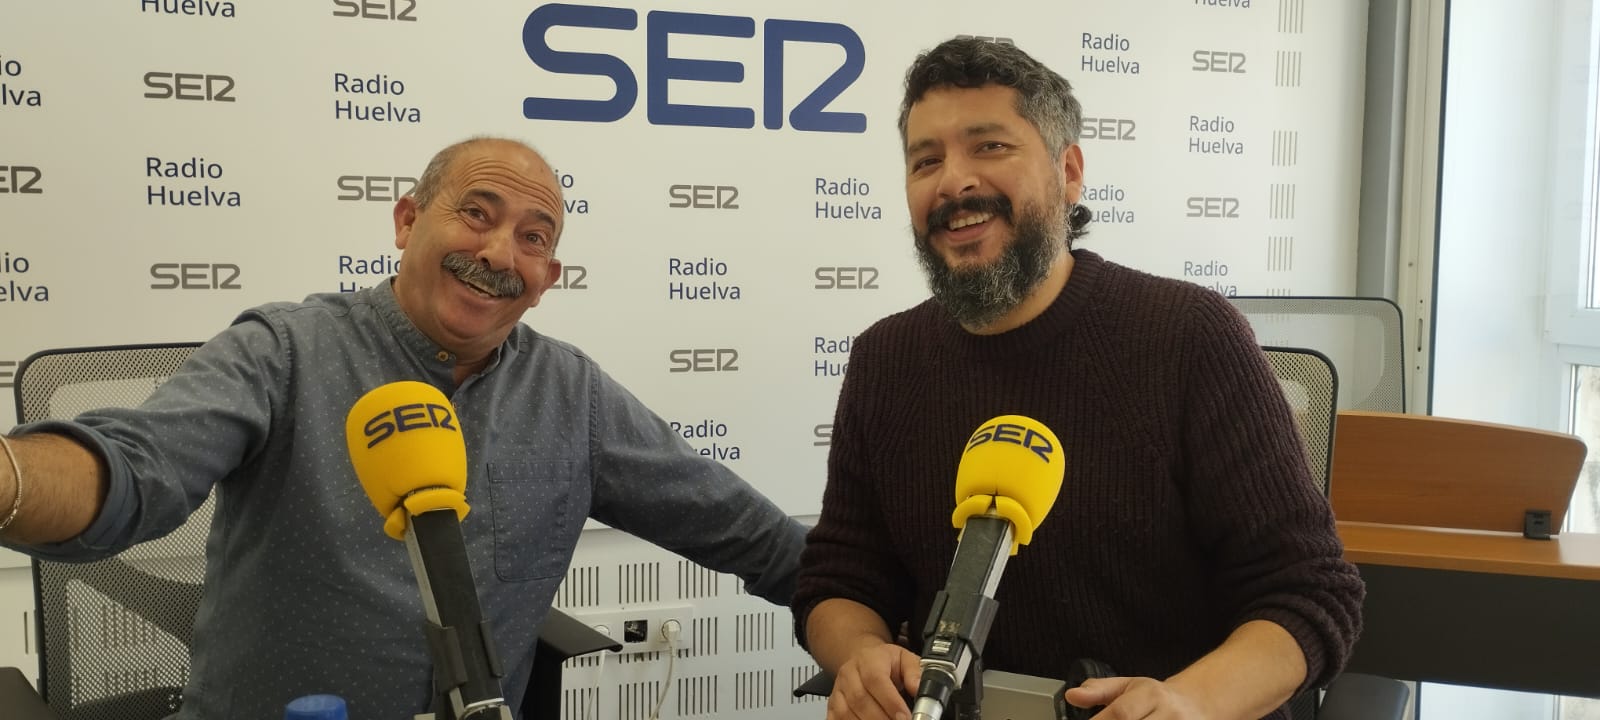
[1173,290,1366,691]
[792,324,919,647]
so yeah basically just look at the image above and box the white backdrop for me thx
[0,1,1373,715]
[0,0,1366,515]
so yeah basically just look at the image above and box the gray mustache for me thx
[442,252,525,298]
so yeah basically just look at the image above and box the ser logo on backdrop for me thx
[0,360,15,389]
[0,165,42,194]
[521,3,866,133]
[144,72,235,102]
[1192,51,1247,73]
[546,265,588,290]
[150,263,242,290]
[1080,117,1136,142]
[669,348,739,373]
[668,184,739,209]
[332,0,416,21]
[336,175,417,202]
[1185,197,1240,218]
[813,267,877,290]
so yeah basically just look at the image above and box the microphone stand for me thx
[912,513,1014,720]
[404,510,513,720]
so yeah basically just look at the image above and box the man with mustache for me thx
[0,137,807,719]
[792,39,1364,720]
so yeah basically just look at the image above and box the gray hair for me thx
[898,38,1091,241]
[408,136,547,209]
[897,37,1083,158]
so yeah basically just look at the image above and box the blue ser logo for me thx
[521,3,866,133]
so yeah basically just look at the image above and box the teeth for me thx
[948,212,993,230]
[458,275,497,298]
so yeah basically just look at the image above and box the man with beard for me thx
[0,137,806,719]
[792,39,1364,720]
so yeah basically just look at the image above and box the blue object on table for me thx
[284,694,348,720]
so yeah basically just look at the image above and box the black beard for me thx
[914,195,1064,329]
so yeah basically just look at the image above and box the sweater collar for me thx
[936,249,1106,355]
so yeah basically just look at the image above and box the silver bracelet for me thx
[0,435,22,532]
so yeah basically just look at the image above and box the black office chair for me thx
[1232,296,1407,413]
[0,343,616,719]
[1262,347,1409,720]
[8,343,207,720]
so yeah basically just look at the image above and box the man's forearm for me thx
[1167,619,1307,719]
[0,433,109,545]
[806,597,898,675]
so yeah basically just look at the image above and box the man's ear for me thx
[1060,144,1086,204]
[393,196,418,249]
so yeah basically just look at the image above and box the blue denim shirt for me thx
[10,280,804,718]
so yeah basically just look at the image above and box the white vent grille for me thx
[558,530,820,718]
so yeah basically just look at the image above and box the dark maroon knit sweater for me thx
[793,250,1364,720]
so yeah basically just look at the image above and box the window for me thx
[1547,3,1600,535]
[1570,366,1600,534]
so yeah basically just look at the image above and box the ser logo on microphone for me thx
[965,422,1054,463]
[361,402,457,448]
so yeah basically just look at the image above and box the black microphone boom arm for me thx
[406,509,512,720]
[913,512,1015,720]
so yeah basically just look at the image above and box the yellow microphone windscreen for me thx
[952,415,1065,552]
[344,381,469,538]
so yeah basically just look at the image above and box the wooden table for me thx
[1338,521,1600,698]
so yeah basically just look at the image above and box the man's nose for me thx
[935,155,981,200]
[476,228,516,270]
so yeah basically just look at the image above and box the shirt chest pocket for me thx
[486,458,587,582]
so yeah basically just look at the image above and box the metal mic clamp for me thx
[405,510,511,720]
[912,514,1012,720]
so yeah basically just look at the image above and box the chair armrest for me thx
[0,666,60,720]
[523,609,624,719]
[793,670,833,698]
[1317,672,1411,720]
[535,608,622,662]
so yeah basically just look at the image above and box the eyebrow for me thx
[906,122,1014,157]
[462,187,506,210]
[462,188,558,229]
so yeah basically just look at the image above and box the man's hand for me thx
[827,642,922,720]
[1065,676,1211,720]
[1062,620,1305,719]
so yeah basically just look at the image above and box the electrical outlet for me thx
[570,604,694,656]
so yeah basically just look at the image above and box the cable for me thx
[647,620,682,720]
[584,625,610,720]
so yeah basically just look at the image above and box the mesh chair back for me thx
[14,343,206,720]
[1230,296,1405,413]
[1263,347,1339,493]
